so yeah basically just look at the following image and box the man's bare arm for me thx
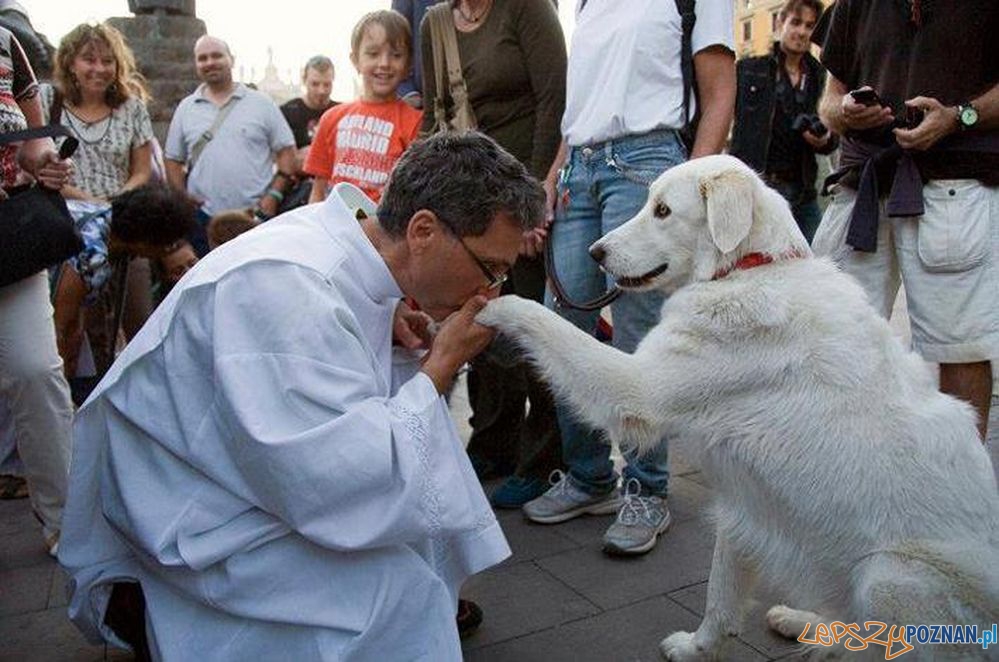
[690,46,735,159]
[164,159,187,194]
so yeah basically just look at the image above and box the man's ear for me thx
[699,169,754,254]
[405,210,441,254]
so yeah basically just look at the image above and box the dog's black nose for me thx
[589,245,606,264]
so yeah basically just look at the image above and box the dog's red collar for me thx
[712,251,805,280]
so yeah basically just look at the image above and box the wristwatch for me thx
[956,102,979,131]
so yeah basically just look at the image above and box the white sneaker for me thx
[522,470,623,524]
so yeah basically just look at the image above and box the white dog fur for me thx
[477,155,999,660]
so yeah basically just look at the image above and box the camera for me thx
[792,113,828,137]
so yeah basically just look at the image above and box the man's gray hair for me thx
[377,131,544,238]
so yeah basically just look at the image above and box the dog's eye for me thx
[654,202,671,219]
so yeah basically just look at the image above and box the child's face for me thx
[351,23,408,102]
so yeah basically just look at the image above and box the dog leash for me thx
[544,219,621,312]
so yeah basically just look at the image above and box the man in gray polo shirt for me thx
[165,35,295,231]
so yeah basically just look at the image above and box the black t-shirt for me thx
[766,65,812,182]
[279,97,337,149]
[820,0,998,181]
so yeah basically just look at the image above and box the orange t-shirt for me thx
[303,99,422,203]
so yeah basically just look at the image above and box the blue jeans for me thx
[768,178,822,244]
[545,130,686,497]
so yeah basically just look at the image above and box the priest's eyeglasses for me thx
[455,236,508,291]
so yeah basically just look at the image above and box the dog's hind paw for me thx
[766,604,820,640]
[659,631,713,661]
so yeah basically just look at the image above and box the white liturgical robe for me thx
[59,194,510,661]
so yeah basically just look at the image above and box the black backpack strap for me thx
[0,123,72,145]
[50,84,63,124]
[675,0,697,133]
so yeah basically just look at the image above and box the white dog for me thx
[477,155,999,660]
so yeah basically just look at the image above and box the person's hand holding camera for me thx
[893,96,955,151]
[841,86,894,131]
[420,295,496,393]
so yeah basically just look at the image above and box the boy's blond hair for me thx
[350,10,412,60]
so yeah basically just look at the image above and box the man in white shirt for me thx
[60,132,540,660]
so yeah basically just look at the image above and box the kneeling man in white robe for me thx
[59,131,541,661]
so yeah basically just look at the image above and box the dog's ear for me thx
[700,169,754,254]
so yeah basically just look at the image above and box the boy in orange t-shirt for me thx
[305,10,422,204]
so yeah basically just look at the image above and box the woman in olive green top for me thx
[421,0,566,507]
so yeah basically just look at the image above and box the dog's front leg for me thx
[477,296,658,447]
[660,533,754,660]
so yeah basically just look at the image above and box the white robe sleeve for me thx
[186,262,480,552]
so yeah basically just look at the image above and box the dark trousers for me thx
[465,255,561,480]
[767,177,822,244]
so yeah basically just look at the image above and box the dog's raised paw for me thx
[659,631,712,661]
[475,295,540,332]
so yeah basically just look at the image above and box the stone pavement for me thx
[2,302,998,661]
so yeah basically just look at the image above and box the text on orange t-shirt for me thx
[303,99,422,203]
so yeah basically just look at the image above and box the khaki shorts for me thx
[813,179,999,364]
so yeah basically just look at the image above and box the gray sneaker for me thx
[602,478,672,555]
[522,470,623,524]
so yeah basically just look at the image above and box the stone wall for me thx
[108,13,205,143]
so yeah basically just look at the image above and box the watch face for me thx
[960,106,979,127]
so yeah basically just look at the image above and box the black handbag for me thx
[0,125,81,287]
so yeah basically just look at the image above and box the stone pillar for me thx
[108,9,205,143]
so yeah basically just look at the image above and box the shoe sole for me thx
[603,510,674,556]
[523,496,624,524]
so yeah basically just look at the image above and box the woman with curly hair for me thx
[42,23,159,399]
[43,22,153,202]
[52,185,195,390]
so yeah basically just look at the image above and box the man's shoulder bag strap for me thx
[188,95,240,173]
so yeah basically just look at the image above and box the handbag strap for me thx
[439,7,470,110]
[0,123,74,145]
[188,94,240,173]
[428,5,450,132]
[427,4,476,131]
